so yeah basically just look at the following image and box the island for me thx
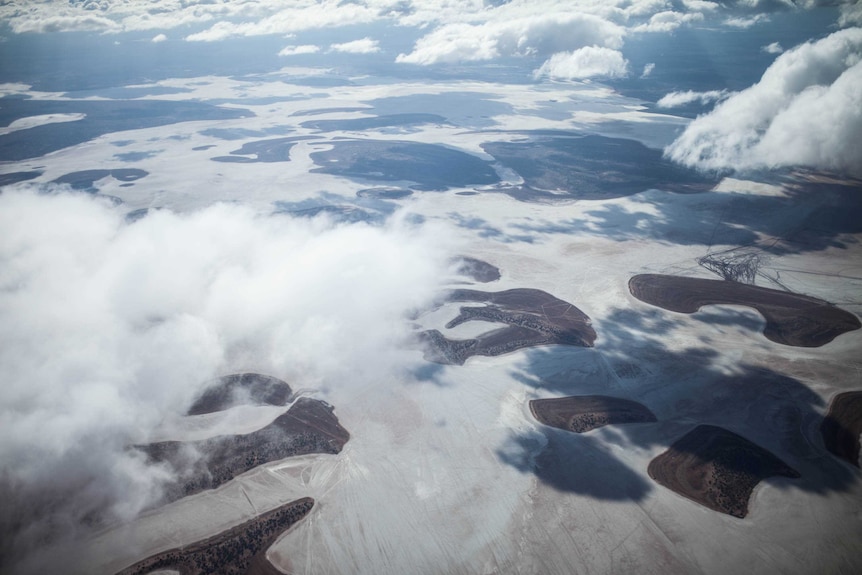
[820,391,862,467]
[629,274,860,347]
[529,395,657,433]
[188,373,293,415]
[116,497,314,575]
[419,288,596,365]
[138,398,349,505]
[648,425,800,518]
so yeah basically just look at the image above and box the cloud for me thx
[762,41,784,53]
[641,62,656,77]
[279,44,320,56]
[724,14,769,28]
[184,1,378,42]
[8,13,119,34]
[151,33,167,43]
[396,12,625,65]
[839,1,862,26]
[1,0,858,42]
[534,47,628,80]
[682,0,720,10]
[631,10,704,33]
[665,27,862,176]
[0,190,452,572]
[656,89,730,107]
[329,37,380,54]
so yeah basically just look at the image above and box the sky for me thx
[1,1,861,573]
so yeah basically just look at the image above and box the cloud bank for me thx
[665,27,862,176]
[0,190,451,572]
[396,12,625,65]
[2,0,860,38]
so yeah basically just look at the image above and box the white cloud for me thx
[839,2,862,26]
[151,33,167,43]
[184,1,379,42]
[0,0,855,42]
[9,13,119,34]
[641,62,656,77]
[0,190,452,568]
[329,37,381,54]
[656,89,730,107]
[534,47,629,80]
[397,12,625,65]
[762,41,784,54]
[665,27,862,176]
[682,0,720,10]
[632,10,704,33]
[724,14,769,28]
[279,44,320,56]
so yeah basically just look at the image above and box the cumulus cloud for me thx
[641,62,656,77]
[329,37,380,54]
[279,44,320,56]
[656,89,730,107]
[184,1,378,42]
[396,12,625,65]
[762,41,784,53]
[0,190,452,572]
[839,2,862,26]
[632,10,704,33]
[151,33,166,43]
[682,0,720,10]
[665,27,862,176]
[534,47,629,80]
[1,0,858,42]
[9,13,119,34]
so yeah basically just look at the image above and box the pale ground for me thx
[6,75,861,575]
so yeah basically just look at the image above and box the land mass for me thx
[629,274,861,347]
[139,398,349,505]
[451,256,501,283]
[648,425,800,518]
[530,395,656,433]
[51,169,148,192]
[481,134,718,202]
[820,391,862,467]
[419,288,596,365]
[116,497,314,575]
[188,373,293,416]
[309,139,500,190]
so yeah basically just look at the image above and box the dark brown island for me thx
[138,397,349,505]
[419,288,596,365]
[116,497,314,575]
[648,425,800,518]
[188,373,293,415]
[629,274,860,347]
[530,395,657,433]
[820,391,862,467]
[450,256,501,283]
